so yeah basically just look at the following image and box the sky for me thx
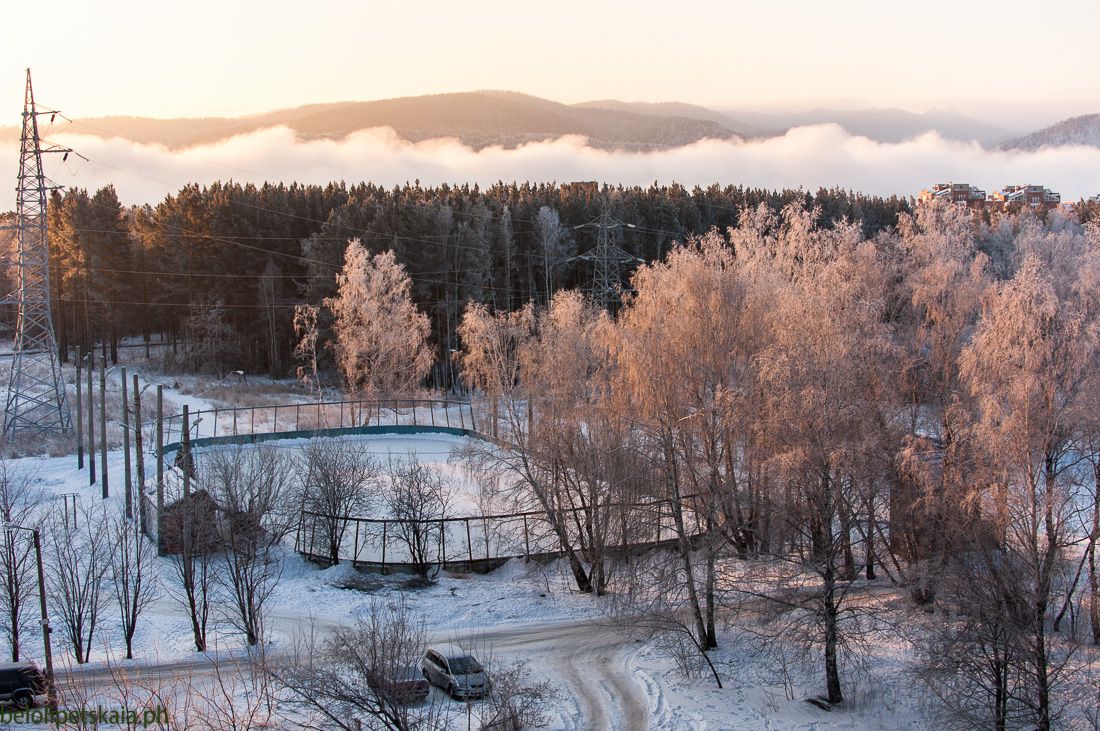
[1,0,1099,206]
[3,0,1098,123]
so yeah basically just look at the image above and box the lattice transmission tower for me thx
[571,207,640,312]
[3,69,72,439]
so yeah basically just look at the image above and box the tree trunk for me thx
[1091,461,1100,645]
[865,494,877,580]
[667,443,708,649]
[823,556,843,704]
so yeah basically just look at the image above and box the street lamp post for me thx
[4,523,54,710]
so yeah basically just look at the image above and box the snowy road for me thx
[63,616,650,731]
[447,618,648,731]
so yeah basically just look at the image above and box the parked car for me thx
[420,644,489,699]
[366,664,430,704]
[0,662,47,710]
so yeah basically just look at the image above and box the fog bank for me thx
[3,124,1099,209]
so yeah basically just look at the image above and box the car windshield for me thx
[448,656,482,674]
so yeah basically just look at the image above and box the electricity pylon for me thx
[571,207,640,312]
[3,69,71,439]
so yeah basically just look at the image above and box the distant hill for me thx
[1000,114,1100,150]
[570,99,779,138]
[0,92,1055,151]
[715,107,1017,146]
[0,91,741,152]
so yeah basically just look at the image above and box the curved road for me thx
[66,615,649,731]
[446,618,648,731]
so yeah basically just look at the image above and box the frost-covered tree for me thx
[957,249,1100,730]
[536,205,571,304]
[293,303,322,402]
[326,240,433,396]
[752,207,899,705]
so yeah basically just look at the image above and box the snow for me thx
[8,368,1093,729]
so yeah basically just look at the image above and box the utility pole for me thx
[121,367,132,519]
[571,205,639,313]
[156,385,164,555]
[3,524,55,709]
[99,355,108,499]
[75,356,83,469]
[181,404,190,498]
[2,70,73,439]
[87,357,95,485]
[133,373,145,535]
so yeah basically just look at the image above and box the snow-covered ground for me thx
[4,440,947,731]
[6,362,1096,729]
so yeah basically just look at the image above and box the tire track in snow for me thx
[447,618,648,731]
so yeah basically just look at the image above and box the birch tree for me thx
[753,209,898,705]
[957,250,1100,730]
[327,239,433,396]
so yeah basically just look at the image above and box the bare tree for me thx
[300,439,381,565]
[109,514,158,660]
[917,552,1036,731]
[609,551,725,688]
[192,655,281,731]
[167,495,218,653]
[382,453,452,576]
[0,459,40,662]
[201,446,298,646]
[270,597,453,730]
[47,502,113,664]
[478,657,560,731]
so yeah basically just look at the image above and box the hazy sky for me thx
[3,0,1098,122]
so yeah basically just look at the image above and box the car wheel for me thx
[13,692,32,710]
[447,682,456,698]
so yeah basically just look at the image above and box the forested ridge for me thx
[5,181,910,381]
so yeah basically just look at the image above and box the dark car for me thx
[0,662,47,709]
[366,664,430,704]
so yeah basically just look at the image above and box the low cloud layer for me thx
[3,124,1100,209]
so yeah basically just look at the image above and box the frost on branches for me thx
[326,239,433,397]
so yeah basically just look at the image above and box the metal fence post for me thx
[381,522,387,574]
